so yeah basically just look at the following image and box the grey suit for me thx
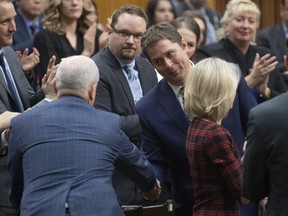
[243,92,288,215]
[0,46,45,213]
[91,47,158,205]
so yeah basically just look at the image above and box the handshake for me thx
[143,179,161,201]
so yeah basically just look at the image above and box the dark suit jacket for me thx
[12,13,44,53]
[0,46,44,209]
[243,92,288,215]
[8,96,157,216]
[136,77,256,216]
[195,38,287,98]
[257,23,286,72]
[91,47,157,144]
[91,47,158,205]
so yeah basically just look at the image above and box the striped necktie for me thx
[123,65,143,104]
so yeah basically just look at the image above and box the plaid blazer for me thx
[186,117,242,216]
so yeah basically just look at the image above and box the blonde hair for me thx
[217,0,260,40]
[184,58,240,121]
[42,0,94,35]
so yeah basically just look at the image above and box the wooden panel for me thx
[95,0,148,25]
[95,0,282,30]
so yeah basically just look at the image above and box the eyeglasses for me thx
[111,27,144,41]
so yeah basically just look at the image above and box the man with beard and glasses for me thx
[91,4,165,207]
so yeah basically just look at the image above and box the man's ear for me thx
[181,39,189,52]
[88,83,97,105]
[53,80,58,97]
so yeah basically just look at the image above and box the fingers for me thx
[47,55,57,73]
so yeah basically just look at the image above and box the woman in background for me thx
[146,0,176,27]
[195,0,287,103]
[33,0,102,90]
[182,10,207,47]
[171,16,200,60]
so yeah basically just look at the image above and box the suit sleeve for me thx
[136,105,167,184]
[7,118,24,211]
[242,111,269,201]
[115,130,156,192]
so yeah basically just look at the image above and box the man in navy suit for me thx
[91,5,161,206]
[137,23,257,216]
[12,0,46,53]
[8,55,161,216]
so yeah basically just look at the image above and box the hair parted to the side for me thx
[56,56,99,92]
[184,57,240,121]
[141,22,182,60]
[217,0,260,40]
[171,16,201,44]
[110,4,148,29]
[42,0,94,35]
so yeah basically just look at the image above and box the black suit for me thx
[195,38,287,98]
[91,46,159,205]
[243,92,288,215]
[257,23,286,72]
[0,46,44,213]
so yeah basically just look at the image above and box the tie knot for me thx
[123,65,134,80]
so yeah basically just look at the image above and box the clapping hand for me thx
[143,179,161,201]
[41,55,57,99]
[17,47,40,73]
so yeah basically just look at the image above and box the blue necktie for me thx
[0,53,24,112]
[123,65,143,104]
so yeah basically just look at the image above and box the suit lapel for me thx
[136,58,152,95]
[105,47,135,109]
[3,47,30,109]
[159,80,189,133]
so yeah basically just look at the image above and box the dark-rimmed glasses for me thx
[111,27,144,42]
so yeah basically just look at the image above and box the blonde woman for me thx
[33,0,102,89]
[184,57,246,216]
[195,0,287,103]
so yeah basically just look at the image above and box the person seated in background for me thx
[184,57,247,216]
[33,0,103,90]
[8,55,161,216]
[171,15,200,60]
[182,10,207,47]
[172,0,221,44]
[257,0,288,74]
[12,0,47,53]
[146,0,176,27]
[195,0,287,104]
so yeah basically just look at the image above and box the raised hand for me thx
[17,47,40,73]
[246,53,278,88]
[82,22,97,57]
[41,55,57,99]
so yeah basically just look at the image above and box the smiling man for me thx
[91,4,161,206]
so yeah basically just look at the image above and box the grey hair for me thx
[56,56,99,92]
